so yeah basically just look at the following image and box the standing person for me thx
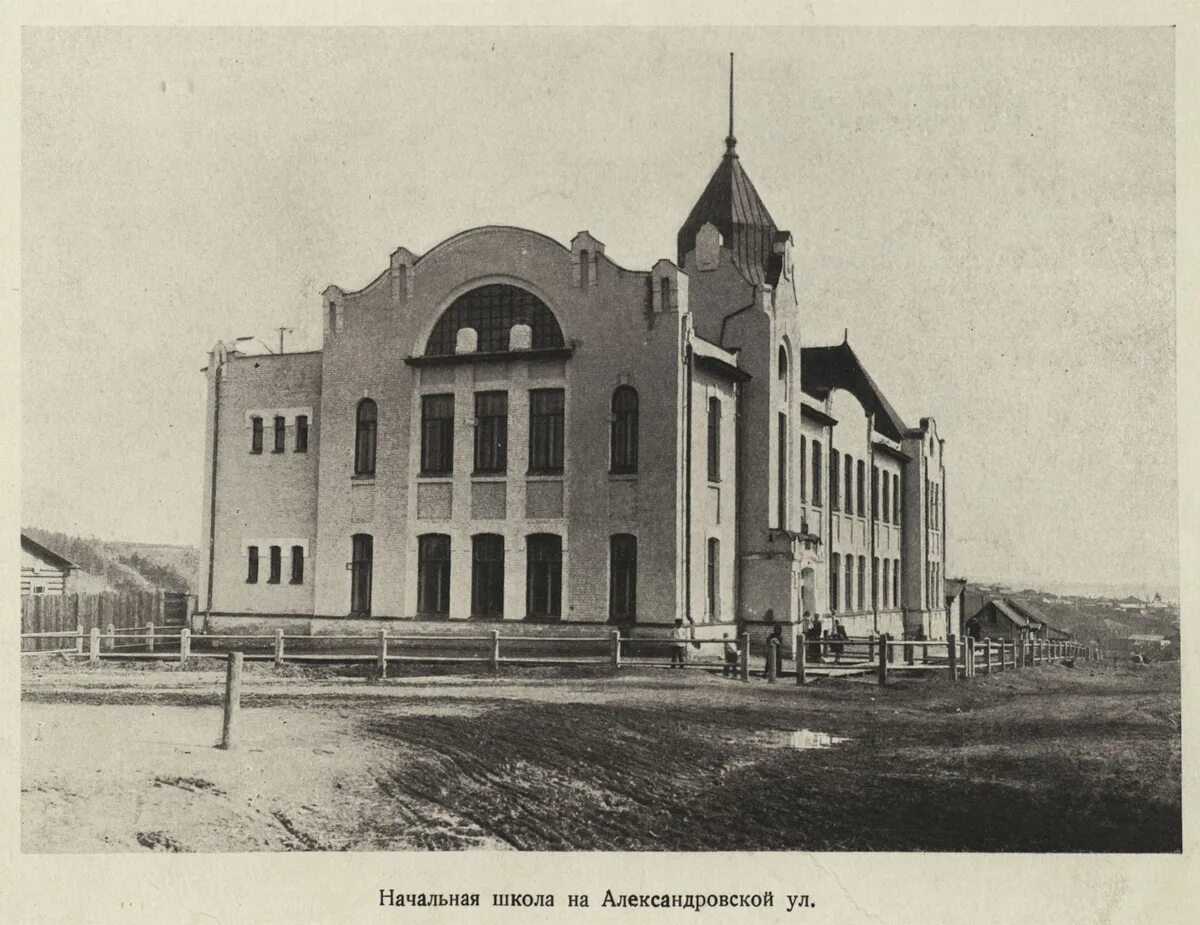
[670,618,688,669]
[762,623,784,677]
[806,615,824,663]
[722,633,739,678]
[832,620,848,664]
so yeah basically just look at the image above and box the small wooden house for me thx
[20,534,76,595]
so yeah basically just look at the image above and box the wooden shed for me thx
[20,533,76,595]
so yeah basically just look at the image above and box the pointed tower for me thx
[677,53,781,286]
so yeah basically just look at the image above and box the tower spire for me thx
[725,52,737,156]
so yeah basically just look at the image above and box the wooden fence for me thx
[20,591,188,652]
[19,624,1099,683]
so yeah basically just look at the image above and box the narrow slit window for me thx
[246,546,259,583]
[290,545,304,584]
[707,397,721,482]
[295,415,309,453]
[268,545,282,584]
[250,417,263,454]
[273,416,286,453]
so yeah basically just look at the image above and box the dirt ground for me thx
[21,657,1181,852]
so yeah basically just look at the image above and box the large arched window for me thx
[354,399,377,476]
[426,284,565,356]
[610,386,638,474]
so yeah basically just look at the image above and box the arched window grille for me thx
[426,284,564,356]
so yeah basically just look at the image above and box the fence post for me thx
[983,637,991,675]
[88,627,100,663]
[147,622,155,653]
[739,633,750,682]
[273,628,284,667]
[105,622,115,652]
[610,630,621,670]
[905,639,914,665]
[180,627,191,665]
[868,633,875,663]
[377,629,388,679]
[491,629,501,673]
[947,633,957,682]
[75,624,84,656]
[796,635,807,686]
[218,651,243,750]
[878,634,888,686]
[767,639,778,683]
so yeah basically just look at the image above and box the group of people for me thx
[668,614,851,679]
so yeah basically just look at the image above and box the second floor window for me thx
[421,394,454,475]
[473,391,508,475]
[529,389,564,474]
[250,417,263,454]
[812,440,823,506]
[857,460,866,516]
[830,448,841,511]
[610,386,638,473]
[295,415,309,453]
[273,416,286,453]
[268,545,282,584]
[290,545,304,584]
[893,473,901,524]
[354,399,377,476]
[707,397,721,482]
[246,546,259,583]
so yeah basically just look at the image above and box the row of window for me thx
[828,553,902,614]
[351,387,643,478]
[246,545,305,584]
[926,479,942,530]
[342,532,639,621]
[795,435,902,524]
[926,561,943,606]
[250,416,309,454]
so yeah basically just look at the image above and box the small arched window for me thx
[610,386,639,474]
[778,345,789,383]
[328,302,337,333]
[354,399,377,476]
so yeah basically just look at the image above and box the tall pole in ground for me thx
[219,651,243,750]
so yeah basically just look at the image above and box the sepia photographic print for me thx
[6,6,1196,923]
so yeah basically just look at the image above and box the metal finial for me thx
[724,52,737,154]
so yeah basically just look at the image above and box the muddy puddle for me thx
[786,729,850,750]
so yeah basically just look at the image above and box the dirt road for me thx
[21,659,1181,852]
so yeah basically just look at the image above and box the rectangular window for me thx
[829,553,840,613]
[351,534,373,616]
[471,534,504,618]
[844,454,853,515]
[527,534,563,620]
[290,545,304,584]
[421,394,455,475]
[893,558,900,608]
[250,417,263,454]
[882,471,890,524]
[872,556,879,610]
[246,546,259,583]
[857,460,865,516]
[858,555,866,612]
[812,441,823,506]
[777,413,787,528]
[882,559,890,608]
[473,391,508,474]
[273,416,286,453]
[609,534,637,622]
[295,415,308,453]
[268,545,282,584]
[845,555,854,612]
[830,448,841,511]
[417,534,451,616]
[707,398,722,482]
[800,435,807,503]
[529,389,565,473]
[893,474,901,524]
[706,538,720,620]
[871,466,879,520]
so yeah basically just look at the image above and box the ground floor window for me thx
[527,534,562,620]
[706,538,720,620]
[609,534,637,622]
[471,534,504,618]
[350,534,373,616]
[418,534,451,616]
[830,553,840,613]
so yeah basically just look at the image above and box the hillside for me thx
[22,528,199,595]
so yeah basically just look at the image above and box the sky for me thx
[20,26,1177,594]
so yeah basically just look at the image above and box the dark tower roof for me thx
[676,54,781,285]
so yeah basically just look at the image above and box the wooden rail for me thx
[21,624,1098,683]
